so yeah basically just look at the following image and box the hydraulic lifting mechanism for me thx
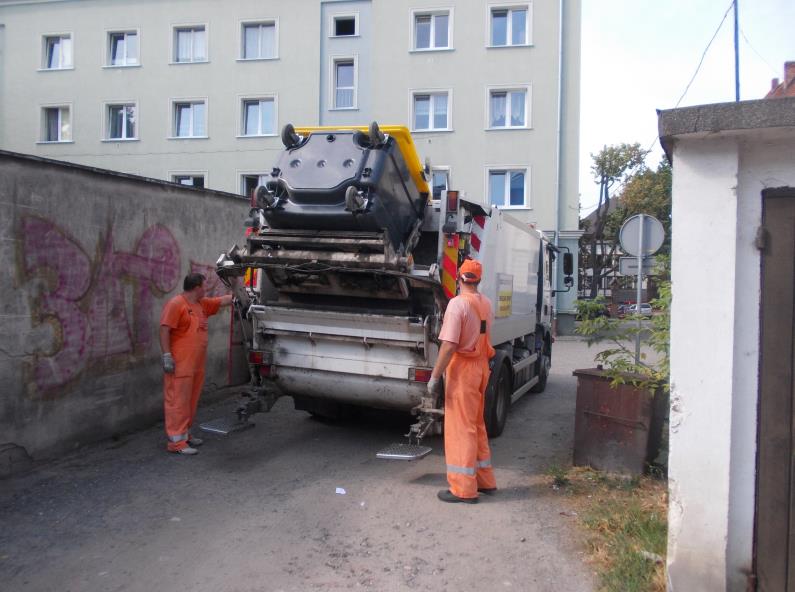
[204,121,570,461]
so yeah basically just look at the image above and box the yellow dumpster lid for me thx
[293,125,430,195]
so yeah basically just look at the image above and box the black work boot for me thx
[437,489,478,504]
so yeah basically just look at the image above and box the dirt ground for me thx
[0,338,603,592]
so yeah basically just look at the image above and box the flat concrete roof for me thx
[658,97,795,159]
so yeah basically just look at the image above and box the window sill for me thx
[409,47,454,54]
[486,43,533,49]
[494,205,531,210]
[36,140,74,144]
[102,138,140,143]
[37,67,75,72]
[102,64,141,69]
[236,134,278,139]
[329,107,359,111]
[485,126,532,131]
[167,136,209,140]
[329,34,360,39]
[411,128,454,134]
[236,57,279,62]
[168,60,210,65]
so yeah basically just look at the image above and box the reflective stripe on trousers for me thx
[168,433,188,443]
[476,458,492,468]
[447,464,476,476]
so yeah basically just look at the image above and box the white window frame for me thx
[105,29,140,68]
[239,171,269,200]
[430,166,451,202]
[238,94,278,138]
[410,8,453,52]
[103,101,138,141]
[410,89,452,132]
[169,98,208,139]
[485,84,531,129]
[329,55,358,111]
[38,103,73,143]
[486,3,532,48]
[170,172,207,188]
[328,13,359,38]
[485,166,530,209]
[171,24,209,64]
[238,19,279,61]
[40,33,74,70]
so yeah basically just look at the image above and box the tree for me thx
[581,143,648,298]
[612,158,672,250]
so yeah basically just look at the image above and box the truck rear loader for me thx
[206,122,573,458]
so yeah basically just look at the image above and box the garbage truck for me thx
[205,122,573,459]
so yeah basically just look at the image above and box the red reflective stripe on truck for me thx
[473,215,486,229]
[470,233,481,252]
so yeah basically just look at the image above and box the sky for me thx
[578,0,795,214]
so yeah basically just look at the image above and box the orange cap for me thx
[459,259,482,283]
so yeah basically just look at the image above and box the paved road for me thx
[0,339,601,592]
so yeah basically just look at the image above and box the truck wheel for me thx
[530,351,550,393]
[485,362,511,438]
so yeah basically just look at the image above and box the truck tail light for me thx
[446,190,459,214]
[249,351,264,364]
[259,365,272,377]
[409,367,433,382]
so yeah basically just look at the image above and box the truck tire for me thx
[485,358,511,438]
[530,346,550,394]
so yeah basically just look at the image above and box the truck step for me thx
[199,416,255,436]
[376,442,433,461]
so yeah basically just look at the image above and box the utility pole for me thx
[734,0,740,101]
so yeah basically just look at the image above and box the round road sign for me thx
[619,214,665,257]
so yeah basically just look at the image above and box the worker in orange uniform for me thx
[159,273,232,455]
[428,258,497,503]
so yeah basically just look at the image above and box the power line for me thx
[644,0,735,155]
[673,0,734,109]
[739,27,779,77]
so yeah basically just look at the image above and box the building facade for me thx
[0,0,582,329]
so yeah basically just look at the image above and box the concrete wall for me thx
[0,151,248,468]
[666,129,795,591]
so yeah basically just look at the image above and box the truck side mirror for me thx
[563,252,574,277]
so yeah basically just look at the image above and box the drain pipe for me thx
[552,0,565,332]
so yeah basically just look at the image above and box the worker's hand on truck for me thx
[162,353,175,374]
[427,377,442,396]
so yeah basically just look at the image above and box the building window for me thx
[42,35,73,69]
[332,15,357,37]
[490,6,530,46]
[107,104,137,140]
[431,168,449,201]
[333,58,356,109]
[173,101,206,137]
[412,91,449,131]
[172,174,205,188]
[41,106,71,142]
[108,31,138,66]
[174,26,207,63]
[413,10,451,50]
[488,169,527,208]
[241,98,275,136]
[488,88,528,128]
[241,22,276,60]
[241,173,268,199]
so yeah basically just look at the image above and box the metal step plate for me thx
[376,442,433,461]
[199,416,255,436]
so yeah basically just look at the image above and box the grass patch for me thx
[547,466,668,592]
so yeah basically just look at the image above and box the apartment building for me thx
[0,0,582,330]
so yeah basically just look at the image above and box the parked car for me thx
[626,303,653,317]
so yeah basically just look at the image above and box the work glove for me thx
[162,353,175,374]
[427,377,442,396]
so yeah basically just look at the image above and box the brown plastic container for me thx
[572,368,666,475]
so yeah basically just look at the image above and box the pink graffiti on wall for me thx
[20,216,182,391]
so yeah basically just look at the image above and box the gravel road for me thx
[0,338,601,592]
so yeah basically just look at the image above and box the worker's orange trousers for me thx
[164,368,205,451]
[444,352,497,499]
